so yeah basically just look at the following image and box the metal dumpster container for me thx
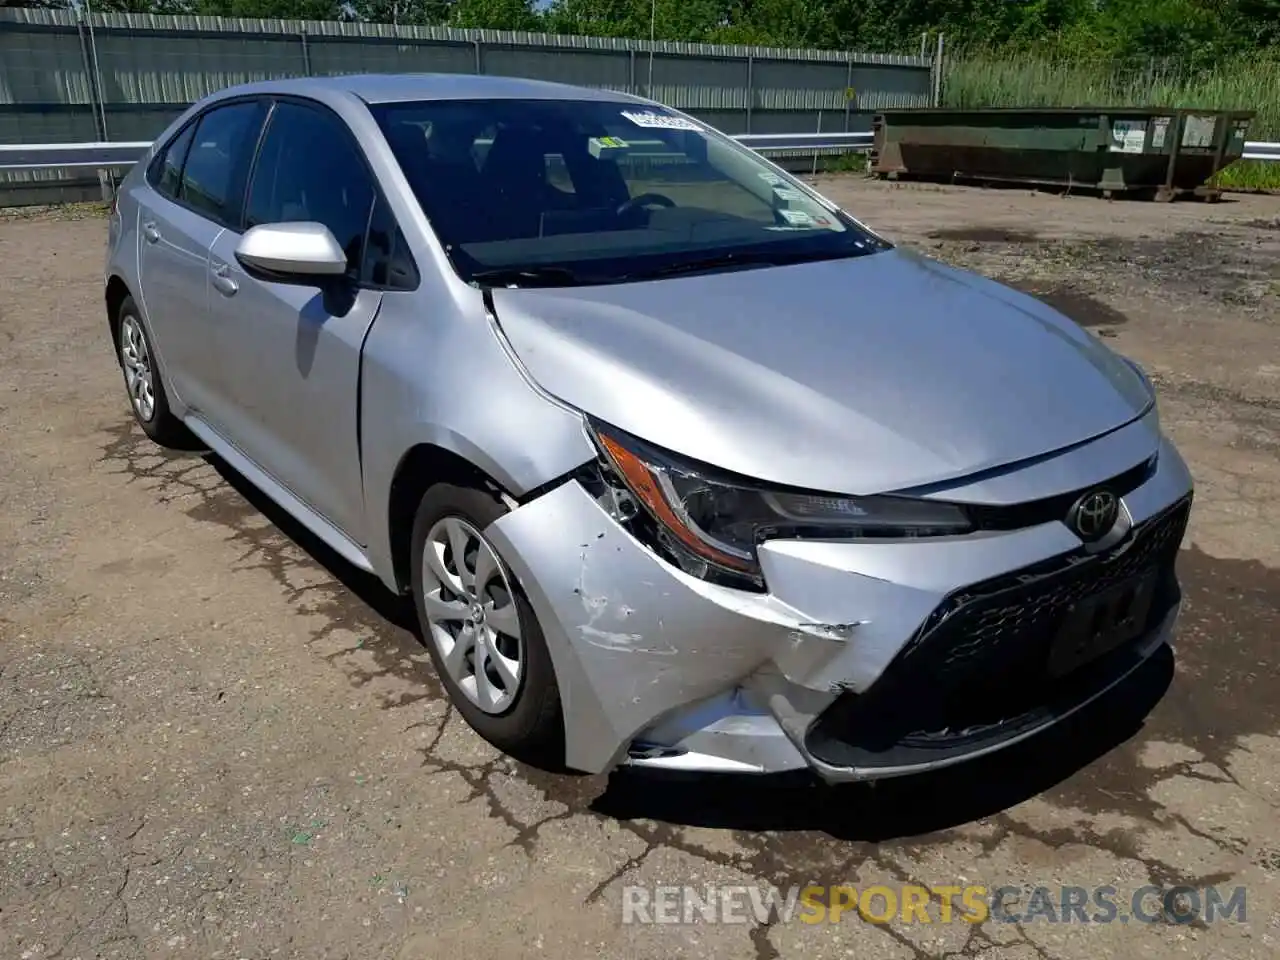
[869,107,1254,200]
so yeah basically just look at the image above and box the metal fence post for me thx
[932,33,945,107]
[84,9,109,142]
[300,26,312,77]
[474,39,483,74]
[844,58,853,132]
[812,109,823,174]
[75,15,106,143]
[745,54,754,134]
[76,9,114,201]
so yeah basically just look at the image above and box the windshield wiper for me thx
[470,265,589,289]
[620,248,858,282]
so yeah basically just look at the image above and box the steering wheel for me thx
[616,192,677,217]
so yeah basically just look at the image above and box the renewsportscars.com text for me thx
[621,883,1247,926]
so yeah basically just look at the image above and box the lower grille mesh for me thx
[807,497,1191,767]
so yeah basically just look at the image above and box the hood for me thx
[489,249,1152,495]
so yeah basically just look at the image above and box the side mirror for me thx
[235,222,348,281]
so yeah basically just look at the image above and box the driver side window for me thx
[245,100,376,277]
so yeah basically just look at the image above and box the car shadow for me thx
[203,453,419,636]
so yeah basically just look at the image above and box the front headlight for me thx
[589,420,972,590]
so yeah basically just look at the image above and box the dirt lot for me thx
[2,179,1279,960]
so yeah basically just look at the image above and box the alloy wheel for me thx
[119,314,156,423]
[419,516,525,715]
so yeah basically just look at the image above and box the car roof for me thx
[210,73,653,106]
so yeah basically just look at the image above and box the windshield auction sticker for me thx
[779,209,813,226]
[588,136,629,158]
[621,110,702,131]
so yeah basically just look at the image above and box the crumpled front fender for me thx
[486,479,812,773]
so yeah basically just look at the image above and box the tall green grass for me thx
[942,51,1280,190]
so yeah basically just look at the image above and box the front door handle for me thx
[142,222,161,244]
[210,261,238,297]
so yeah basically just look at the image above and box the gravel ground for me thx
[1,179,1278,959]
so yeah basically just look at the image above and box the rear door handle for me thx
[210,261,238,297]
[142,222,161,244]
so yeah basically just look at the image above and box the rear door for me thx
[205,97,399,543]
[135,99,267,422]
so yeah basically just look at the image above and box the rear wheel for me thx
[116,296,189,447]
[410,482,563,765]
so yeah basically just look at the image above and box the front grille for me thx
[806,496,1191,769]
[904,494,1189,675]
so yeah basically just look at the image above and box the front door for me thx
[205,98,384,544]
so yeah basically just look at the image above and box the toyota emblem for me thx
[1068,490,1119,542]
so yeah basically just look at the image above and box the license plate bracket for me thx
[1048,571,1158,678]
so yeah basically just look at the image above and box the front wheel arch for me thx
[387,443,518,595]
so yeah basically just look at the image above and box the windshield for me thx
[370,98,889,286]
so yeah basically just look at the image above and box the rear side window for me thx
[245,100,376,275]
[149,122,196,200]
[178,100,266,226]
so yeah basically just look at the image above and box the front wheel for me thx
[115,295,190,448]
[410,482,564,765]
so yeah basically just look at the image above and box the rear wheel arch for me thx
[111,291,192,448]
[105,275,132,350]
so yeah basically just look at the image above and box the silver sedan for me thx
[104,73,1193,782]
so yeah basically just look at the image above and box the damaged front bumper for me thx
[484,430,1194,784]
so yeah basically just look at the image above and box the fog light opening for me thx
[627,741,687,761]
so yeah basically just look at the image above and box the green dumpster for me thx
[869,107,1254,200]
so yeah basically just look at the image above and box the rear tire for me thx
[115,295,190,448]
[410,482,564,765]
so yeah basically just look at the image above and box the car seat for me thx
[386,121,489,242]
[480,126,553,238]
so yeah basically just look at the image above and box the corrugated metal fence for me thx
[0,8,935,204]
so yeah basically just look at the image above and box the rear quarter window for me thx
[147,122,197,200]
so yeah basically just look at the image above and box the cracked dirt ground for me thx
[2,180,1279,960]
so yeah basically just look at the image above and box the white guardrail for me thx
[1243,140,1280,161]
[3,132,868,171]
[1,132,1277,171]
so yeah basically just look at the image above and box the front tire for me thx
[410,482,564,765]
[116,295,189,448]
